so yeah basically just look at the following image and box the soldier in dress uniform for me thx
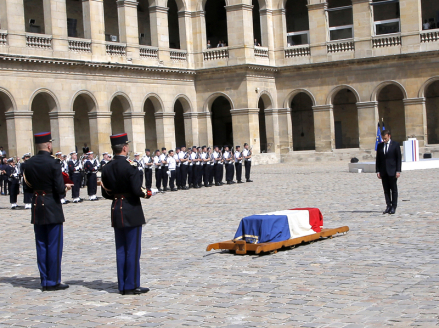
[0,157,8,195]
[153,150,162,191]
[208,147,215,186]
[100,152,110,169]
[20,153,33,208]
[213,146,224,186]
[141,149,153,189]
[133,153,144,186]
[23,132,72,291]
[159,147,169,191]
[84,151,99,201]
[68,151,83,203]
[234,146,244,183]
[224,145,235,184]
[7,158,20,209]
[201,146,209,187]
[187,148,193,188]
[191,146,200,188]
[178,146,189,190]
[243,143,253,182]
[167,150,178,191]
[174,148,181,189]
[100,133,155,295]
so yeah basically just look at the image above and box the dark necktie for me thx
[385,143,388,154]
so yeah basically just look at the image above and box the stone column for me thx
[88,112,112,154]
[403,98,427,147]
[149,5,170,62]
[49,111,75,154]
[123,112,146,153]
[117,0,140,59]
[264,108,280,154]
[198,112,212,147]
[83,0,106,56]
[399,0,422,53]
[5,111,33,157]
[192,10,205,66]
[44,0,69,53]
[183,112,200,147]
[4,0,26,49]
[307,2,328,63]
[230,108,260,154]
[260,9,275,64]
[357,101,379,150]
[312,105,335,152]
[154,112,175,150]
[225,4,254,65]
[352,0,373,58]
[278,108,292,153]
[271,9,286,62]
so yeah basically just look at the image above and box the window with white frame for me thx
[421,0,439,30]
[285,0,310,46]
[372,0,400,35]
[327,0,353,41]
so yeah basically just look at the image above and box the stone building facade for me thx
[1,0,439,162]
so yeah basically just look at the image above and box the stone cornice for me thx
[271,9,285,16]
[117,0,138,8]
[149,6,169,14]
[278,108,291,114]
[312,105,333,112]
[403,98,426,105]
[356,101,378,109]
[178,11,192,18]
[49,111,75,118]
[307,3,327,11]
[230,108,260,116]
[191,10,205,18]
[264,108,280,115]
[225,4,253,12]
[5,111,33,119]
[259,9,273,16]
[183,112,203,118]
[123,112,146,118]
[154,112,175,118]
[88,112,112,119]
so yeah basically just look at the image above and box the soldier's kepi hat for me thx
[110,133,130,147]
[34,132,53,144]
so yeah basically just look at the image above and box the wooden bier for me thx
[206,226,349,255]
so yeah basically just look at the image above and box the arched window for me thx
[211,97,233,147]
[327,0,353,41]
[371,0,400,35]
[285,0,309,46]
[421,0,439,30]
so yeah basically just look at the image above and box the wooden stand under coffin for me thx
[206,226,349,255]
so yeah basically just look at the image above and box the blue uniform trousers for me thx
[34,223,63,287]
[114,226,142,292]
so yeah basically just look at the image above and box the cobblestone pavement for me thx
[0,162,438,328]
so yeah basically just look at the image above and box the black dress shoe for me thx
[43,283,69,291]
[215,183,220,186]
[183,186,189,190]
[219,182,224,185]
[227,181,232,184]
[383,207,391,214]
[171,188,178,191]
[230,181,236,184]
[123,287,150,295]
[389,207,396,215]
[246,179,253,182]
[237,180,244,183]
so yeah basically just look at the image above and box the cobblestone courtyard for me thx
[0,162,438,327]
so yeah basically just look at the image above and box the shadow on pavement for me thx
[64,279,119,293]
[0,276,41,289]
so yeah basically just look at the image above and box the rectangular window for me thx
[372,0,400,35]
[287,31,309,46]
[327,6,354,41]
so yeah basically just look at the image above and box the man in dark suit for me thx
[23,132,72,291]
[101,133,155,295]
[376,130,402,215]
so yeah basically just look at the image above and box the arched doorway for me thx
[31,92,58,152]
[333,89,359,149]
[205,0,228,47]
[425,80,439,144]
[138,0,152,46]
[253,0,262,46]
[291,92,315,151]
[258,98,268,152]
[168,0,180,49]
[377,85,405,144]
[211,96,233,147]
[110,95,130,135]
[144,98,159,151]
[0,91,14,155]
[174,100,186,147]
[73,93,95,153]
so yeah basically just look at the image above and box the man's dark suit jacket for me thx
[376,140,402,177]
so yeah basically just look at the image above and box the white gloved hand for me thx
[150,188,158,196]
[167,170,171,176]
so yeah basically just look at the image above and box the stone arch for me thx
[201,0,230,10]
[0,88,16,156]
[173,94,193,113]
[419,76,439,98]
[0,87,17,113]
[257,91,273,109]
[423,78,439,144]
[204,92,235,113]
[110,92,132,135]
[332,88,359,149]
[290,91,315,151]
[377,83,406,144]
[327,84,360,105]
[109,92,133,113]
[371,81,408,102]
[29,88,60,113]
[284,89,316,108]
[257,92,273,153]
[208,93,234,147]
[143,93,164,113]
[71,91,98,154]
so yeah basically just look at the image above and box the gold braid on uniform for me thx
[127,158,138,167]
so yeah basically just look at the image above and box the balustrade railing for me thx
[420,30,439,43]
[203,48,229,60]
[26,33,52,49]
[140,45,158,58]
[106,42,127,56]
[170,50,187,61]
[68,38,92,53]
[327,40,354,53]
[372,35,401,48]
[0,30,7,46]
[254,46,269,58]
[285,45,310,58]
